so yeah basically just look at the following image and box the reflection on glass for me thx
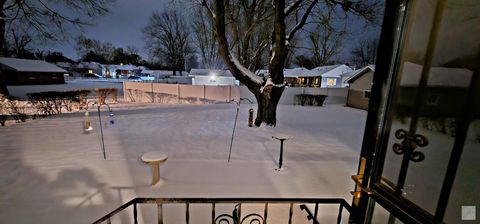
[371,201,405,224]
[380,0,480,217]
[444,118,480,222]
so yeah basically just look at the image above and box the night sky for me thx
[48,0,171,60]
[45,0,381,64]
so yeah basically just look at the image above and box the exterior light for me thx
[209,73,217,81]
[88,69,93,74]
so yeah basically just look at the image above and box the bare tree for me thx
[307,5,345,66]
[351,37,379,67]
[200,0,380,126]
[0,0,113,95]
[143,10,191,76]
[191,8,222,69]
[75,35,115,61]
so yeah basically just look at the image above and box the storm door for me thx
[351,0,480,223]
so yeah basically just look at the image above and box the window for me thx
[363,90,371,99]
[426,95,439,105]
[326,78,336,86]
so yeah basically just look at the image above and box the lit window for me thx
[327,78,336,86]
[88,69,93,74]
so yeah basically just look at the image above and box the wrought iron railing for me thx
[92,198,352,224]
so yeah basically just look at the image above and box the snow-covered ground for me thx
[0,103,367,223]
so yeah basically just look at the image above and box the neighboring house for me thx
[284,67,310,87]
[345,65,375,110]
[311,64,353,88]
[190,69,239,86]
[0,57,67,85]
[258,65,353,87]
[105,64,144,78]
[396,62,472,117]
[76,62,106,77]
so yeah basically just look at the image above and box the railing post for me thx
[158,204,163,224]
[337,204,343,224]
[288,203,293,224]
[263,203,268,224]
[133,202,138,224]
[211,203,216,224]
[186,202,190,224]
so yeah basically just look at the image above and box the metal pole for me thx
[97,105,106,160]
[279,140,284,169]
[228,104,239,162]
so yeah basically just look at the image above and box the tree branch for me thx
[284,0,303,16]
[286,0,318,42]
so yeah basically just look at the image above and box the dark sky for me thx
[48,0,172,60]
[45,0,381,64]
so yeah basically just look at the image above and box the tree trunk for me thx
[254,85,284,127]
[0,0,9,96]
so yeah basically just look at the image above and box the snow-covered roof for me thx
[78,61,105,69]
[318,64,353,78]
[303,65,341,77]
[0,57,68,73]
[284,67,310,78]
[141,70,174,76]
[400,62,472,87]
[345,65,375,83]
[189,69,233,77]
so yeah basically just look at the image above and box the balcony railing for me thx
[92,198,352,224]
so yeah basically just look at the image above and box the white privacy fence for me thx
[123,82,347,105]
[123,82,240,104]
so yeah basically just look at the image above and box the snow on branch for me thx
[230,55,264,85]
[200,0,216,21]
[261,77,285,93]
[284,0,303,16]
[286,0,318,42]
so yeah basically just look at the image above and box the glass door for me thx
[352,0,480,223]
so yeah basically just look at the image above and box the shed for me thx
[345,65,375,110]
[0,57,67,85]
[190,69,238,86]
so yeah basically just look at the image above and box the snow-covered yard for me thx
[0,103,367,223]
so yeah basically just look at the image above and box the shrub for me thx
[95,88,118,104]
[27,89,92,116]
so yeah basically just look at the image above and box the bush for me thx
[0,94,7,126]
[27,89,92,116]
[95,88,118,104]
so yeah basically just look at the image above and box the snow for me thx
[0,104,367,223]
[230,55,263,84]
[0,57,68,73]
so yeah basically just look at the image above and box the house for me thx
[76,62,106,77]
[305,64,353,88]
[284,67,310,86]
[105,64,145,78]
[0,57,67,85]
[345,65,375,110]
[262,64,353,87]
[190,69,239,86]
